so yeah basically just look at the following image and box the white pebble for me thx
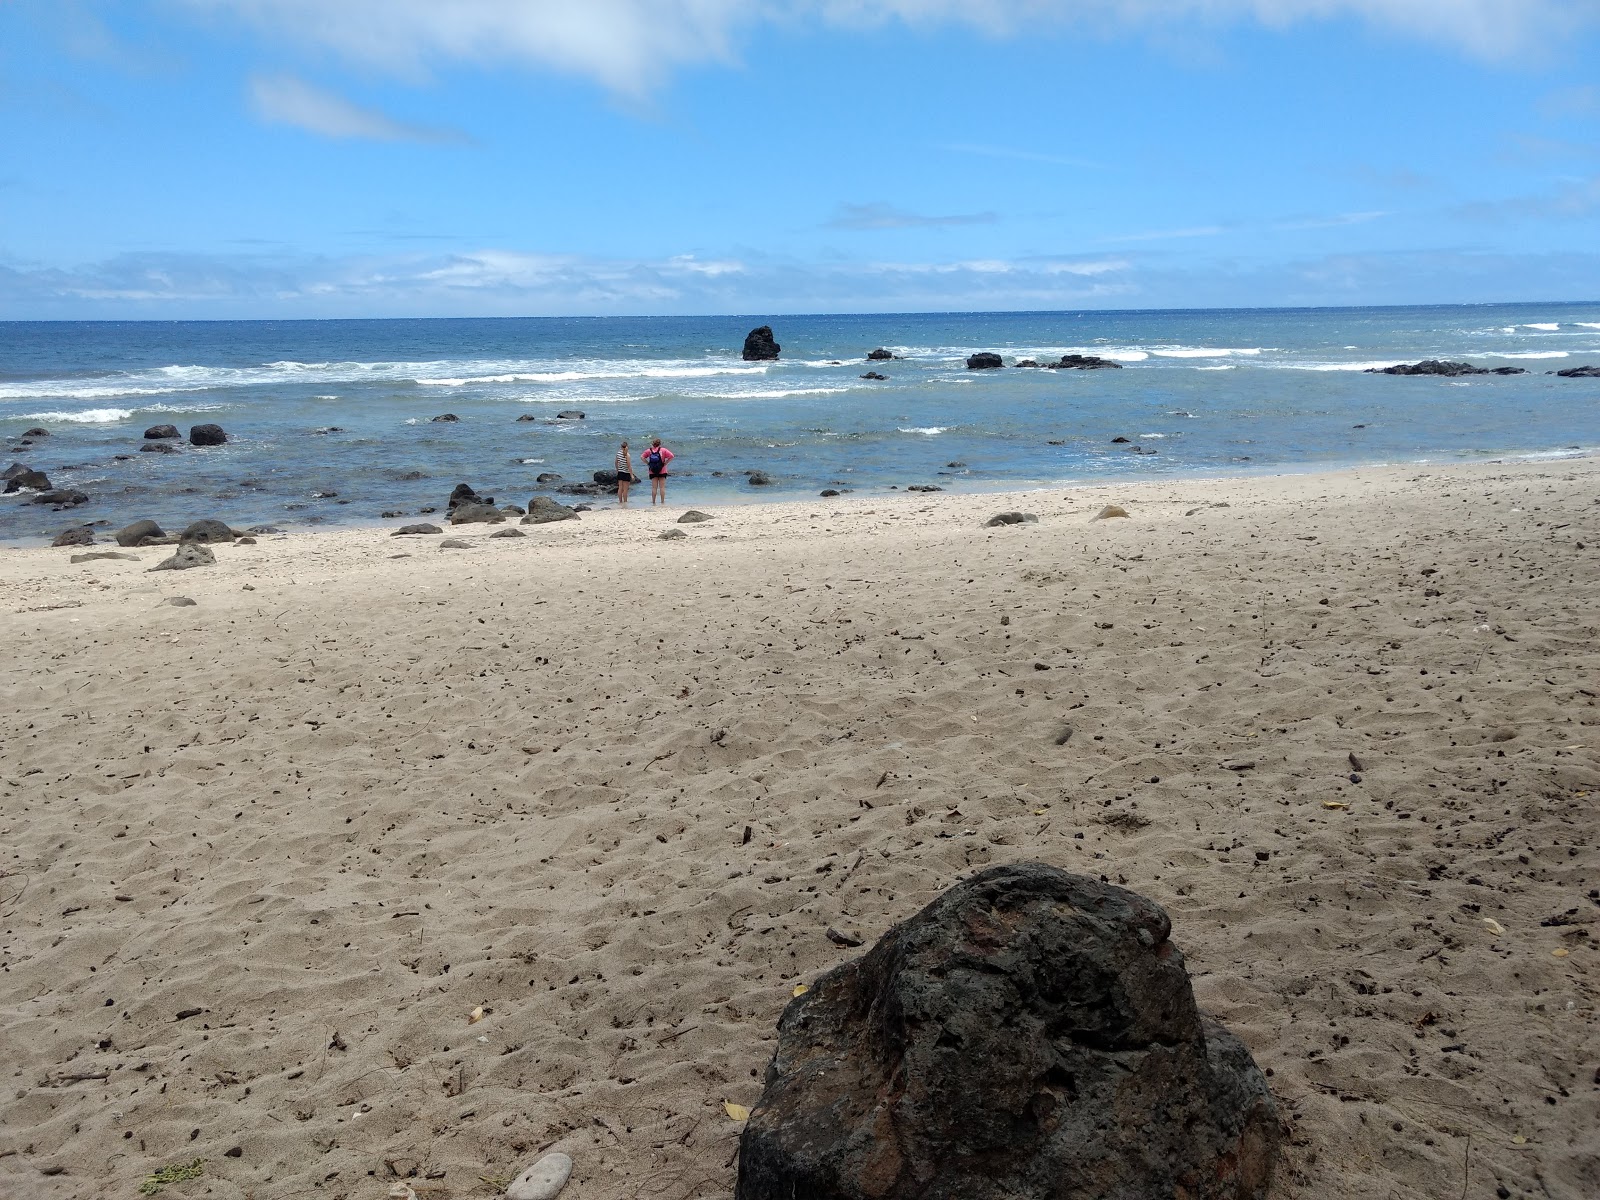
[505,1152,572,1200]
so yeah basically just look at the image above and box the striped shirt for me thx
[615,447,631,475]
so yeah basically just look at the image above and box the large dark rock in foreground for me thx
[966,352,1004,370]
[736,862,1278,1200]
[1366,360,1524,377]
[743,326,781,361]
[189,423,228,446]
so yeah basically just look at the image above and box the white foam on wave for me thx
[1277,360,1407,372]
[419,363,763,387]
[1150,347,1263,358]
[1490,351,1569,359]
[1521,323,1561,331]
[1575,322,1600,331]
[898,426,948,435]
[13,407,134,423]
[720,387,851,400]
[1195,365,1236,371]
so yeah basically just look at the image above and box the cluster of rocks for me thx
[1110,435,1158,456]
[968,353,1123,370]
[735,862,1278,1200]
[1555,365,1600,377]
[1366,360,1525,376]
[141,422,228,452]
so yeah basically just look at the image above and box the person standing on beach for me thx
[614,440,635,505]
[643,437,674,505]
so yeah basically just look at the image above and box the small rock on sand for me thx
[393,523,443,536]
[71,551,139,564]
[505,1152,572,1200]
[439,538,474,549]
[986,512,1037,527]
[660,528,688,540]
[150,543,216,572]
[1094,505,1130,520]
[490,527,526,538]
[678,510,712,523]
[165,596,198,607]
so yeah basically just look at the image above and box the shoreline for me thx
[3,453,1597,1199]
[4,443,1595,552]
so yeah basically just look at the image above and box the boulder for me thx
[439,538,474,549]
[447,483,494,511]
[1556,365,1600,378]
[556,410,586,420]
[966,352,1004,370]
[448,503,506,525]
[735,862,1278,1200]
[189,423,228,446]
[866,348,896,361]
[51,526,95,547]
[3,467,51,493]
[535,472,563,483]
[144,424,180,440]
[1015,359,1041,368]
[21,426,49,437]
[431,413,460,422]
[678,510,713,523]
[179,519,236,544]
[150,543,217,572]
[1048,354,1123,370]
[116,519,164,547]
[747,471,772,486]
[860,371,888,380]
[986,512,1038,526]
[820,489,840,497]
[392,523,443,536]
[35,489,89,508]
[743,326,781,361]
[515,413,538,421]
[490,527,527,538]
[523,496,580,524]
[140,442,180,454]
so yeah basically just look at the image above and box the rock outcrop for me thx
[866,348,896,361]
[743,326,781,361]
[523,496,580,524]
[736,862,1278,1200]
[1047,354,1123,370]
[150,543,217,571]
[1366,360,1525,376]
[966,352,1004,370]
[3,467,50,493]
[1556,365,1600,378]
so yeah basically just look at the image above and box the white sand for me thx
[2,458,1597,1200]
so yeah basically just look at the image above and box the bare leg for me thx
[617,477,630,505]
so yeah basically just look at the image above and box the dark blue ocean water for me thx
[2,304,1598,544]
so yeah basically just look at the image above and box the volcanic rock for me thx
[179,519,237,544]
[21,426,49,437]
[735,862,1278,1200]
[392,523,443,536]
[1365,360,1523,377]
[556,410,586,420]
[51,526,95,547]
[659,528,688,540]
[141,442,180,454]
[1047,354,1123,370]
[116,519,164,547]
[144,424,180,440]
[35,489,89,508]
[431,413,460,423]
[523,496,580,524]
[966,352,1004,370]
[986,512,1038,526]
[449,503,506,525]
[189,423,228,446]
[1556,365,1600,378]
[860,371,888,380]
[490,527,526,538]
[747,471,772,486]
[742,326,781,361]
[866,348,896,361]
[150,543,217,572]
[3,467,50,492]
[677,510,713,523]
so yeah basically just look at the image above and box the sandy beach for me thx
[2,457,1596,1200]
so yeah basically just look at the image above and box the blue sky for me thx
[2,1,1598,318]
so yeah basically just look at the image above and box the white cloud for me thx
[249,73,470,143]
[188,1,1594,97]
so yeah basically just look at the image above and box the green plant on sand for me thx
[139,1158,204,1195]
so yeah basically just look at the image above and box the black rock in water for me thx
[1366,360,1523,377]
[35,489,88,508]
[3,467,51,493]
[866,348,896,361]
[742,326,781,361]
[860,371,888,380]
[1557,365,1600,378]
[144,424,181,440]
[141,442,180,454]
[966,352,1004,370]
[747,471,772,486]
[431,413,461,422]
[736,862,1278,1200]
[1047,354,1123,370]
[555,409,586,420]
[189,423,228,446]
[22,426,49,437]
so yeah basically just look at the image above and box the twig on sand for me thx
[1460,1133,1471,1200]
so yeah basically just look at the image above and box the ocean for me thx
[3,303,1598,545]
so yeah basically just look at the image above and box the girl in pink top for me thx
[642,438,674,505]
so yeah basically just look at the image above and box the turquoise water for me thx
[2,304,1598,543]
